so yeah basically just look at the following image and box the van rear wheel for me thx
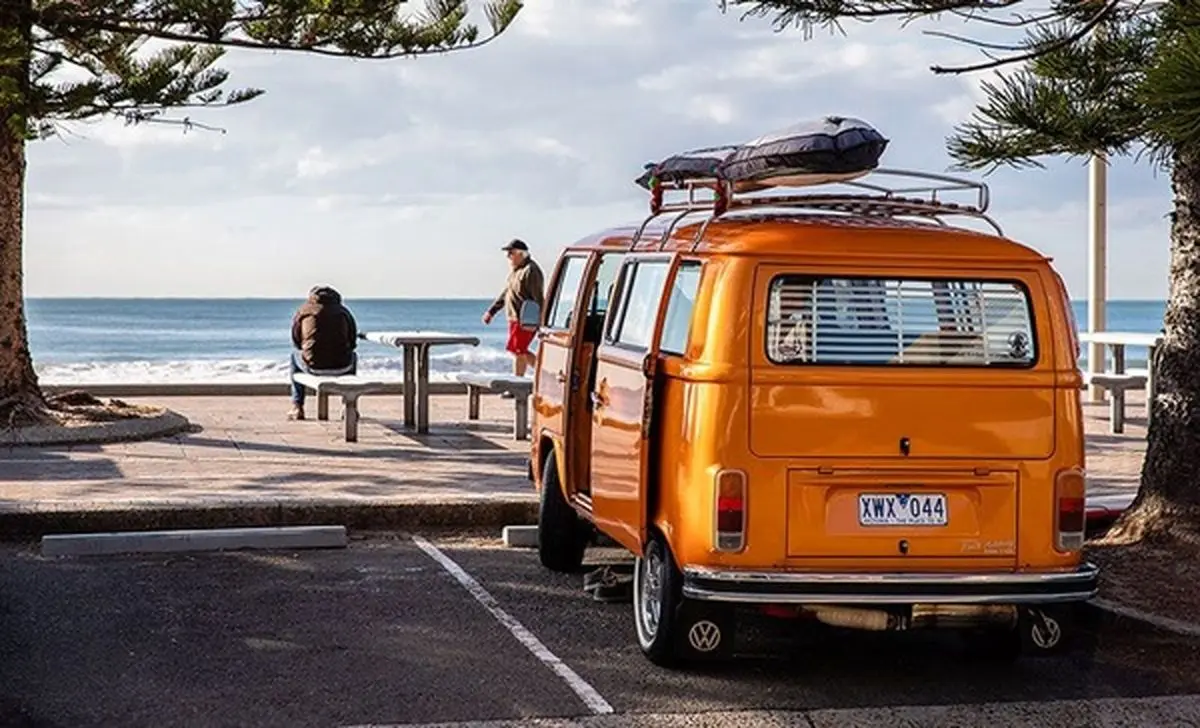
[633,532,734,667]
[537,455,588,573]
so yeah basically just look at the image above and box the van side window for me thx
[659,262,703,355]
[545,256,588,330]
[609,260,670,350]
[589,253,624,316]
[766,275,1037,367]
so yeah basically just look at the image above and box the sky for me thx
[24,0,1173,301]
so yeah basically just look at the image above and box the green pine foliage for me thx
[3,0,522,136]
[720,1,1197,172]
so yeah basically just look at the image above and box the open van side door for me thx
[531,253,590,485]
[587,254,676,554]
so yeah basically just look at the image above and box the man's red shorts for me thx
[506,319,536,356]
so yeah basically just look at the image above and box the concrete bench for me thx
[455,374,533,440]
[291,373,392,442]
[1083,371,1148,434]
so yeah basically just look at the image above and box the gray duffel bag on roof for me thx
[634,144,743,189]
[716,116,888,190]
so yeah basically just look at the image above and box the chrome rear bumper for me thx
[681,563,1099,605]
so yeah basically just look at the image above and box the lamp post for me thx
[1087,151,1108,402]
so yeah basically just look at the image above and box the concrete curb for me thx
[0,500,537,542]
[1086,597,1200,638]
[1,409,192,447]
[42,525,349,557]
[502,524,539,548]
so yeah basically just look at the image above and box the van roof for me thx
[567,213,1050,264]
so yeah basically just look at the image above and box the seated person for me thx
[288,285,358,420]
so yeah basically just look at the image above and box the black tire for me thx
[537,455,588,573]
[633,532,735,667]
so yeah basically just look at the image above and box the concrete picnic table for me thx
[1078,331,1164,427]
[360,331,481,434]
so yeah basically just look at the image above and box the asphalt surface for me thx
[1,532,1199,728]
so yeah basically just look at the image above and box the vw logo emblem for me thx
[687,620,722,652]
[1008,331,1029,358]
[1030,615,1062,649]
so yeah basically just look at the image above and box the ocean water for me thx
[24,298,1166,384]
[26,298,512,384]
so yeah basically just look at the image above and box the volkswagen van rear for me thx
[752,268,1051,565]
[678,253,1096,655]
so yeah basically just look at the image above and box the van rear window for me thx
[766,275,1037,367]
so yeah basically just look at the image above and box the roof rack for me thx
[626,167,1003,251]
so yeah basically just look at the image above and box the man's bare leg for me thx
[514,355,528,377]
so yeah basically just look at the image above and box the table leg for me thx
[416,344,431,434]
[403,345,416,429]
[467,386,480,420]
[1112,345,1127,431]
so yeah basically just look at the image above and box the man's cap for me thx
[501,239,529,252]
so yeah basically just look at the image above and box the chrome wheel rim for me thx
[637,544,664,640]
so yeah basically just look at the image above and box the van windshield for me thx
[766,275,1037,367]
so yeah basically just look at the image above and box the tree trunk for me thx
[0,0,48,427]
[1109,144,1200,543]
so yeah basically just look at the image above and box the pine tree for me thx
[725,0,1200,542]
[0,0,522,426]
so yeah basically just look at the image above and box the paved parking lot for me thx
[2,533,1199,728]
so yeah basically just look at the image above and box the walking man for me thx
[288,285,358,420]
[482,239,545,379]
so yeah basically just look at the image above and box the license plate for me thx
[858,493,947,526]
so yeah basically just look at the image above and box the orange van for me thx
[520,152,1095,667]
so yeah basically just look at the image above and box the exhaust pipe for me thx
[801,604,1018,632]
[807,606,903,631]
[910,604,1018,629]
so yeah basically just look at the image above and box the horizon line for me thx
[25,295,499,301]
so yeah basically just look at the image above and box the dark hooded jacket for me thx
[291,286,357,370]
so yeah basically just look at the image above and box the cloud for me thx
[23,0,1172,299]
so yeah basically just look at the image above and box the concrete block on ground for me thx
[41,525,348,557]
[502,524,538,548]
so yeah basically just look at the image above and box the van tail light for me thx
[715,469,747,552]
[1055,468,1086,552]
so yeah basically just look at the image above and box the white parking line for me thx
[410,535,614,716]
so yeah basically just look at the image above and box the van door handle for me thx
[555,370,566,384]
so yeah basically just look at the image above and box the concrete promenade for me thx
[0,392,535,537]
[0,389,1147,538]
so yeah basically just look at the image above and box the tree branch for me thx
[116,110,228,133]
[922,28,1026,51]
[31,43,104,77]
[721,0,1023,27]
[33,1,522,60]
[73,18,508,58]
[930,0,1122,74]
[946,6,1058,28]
